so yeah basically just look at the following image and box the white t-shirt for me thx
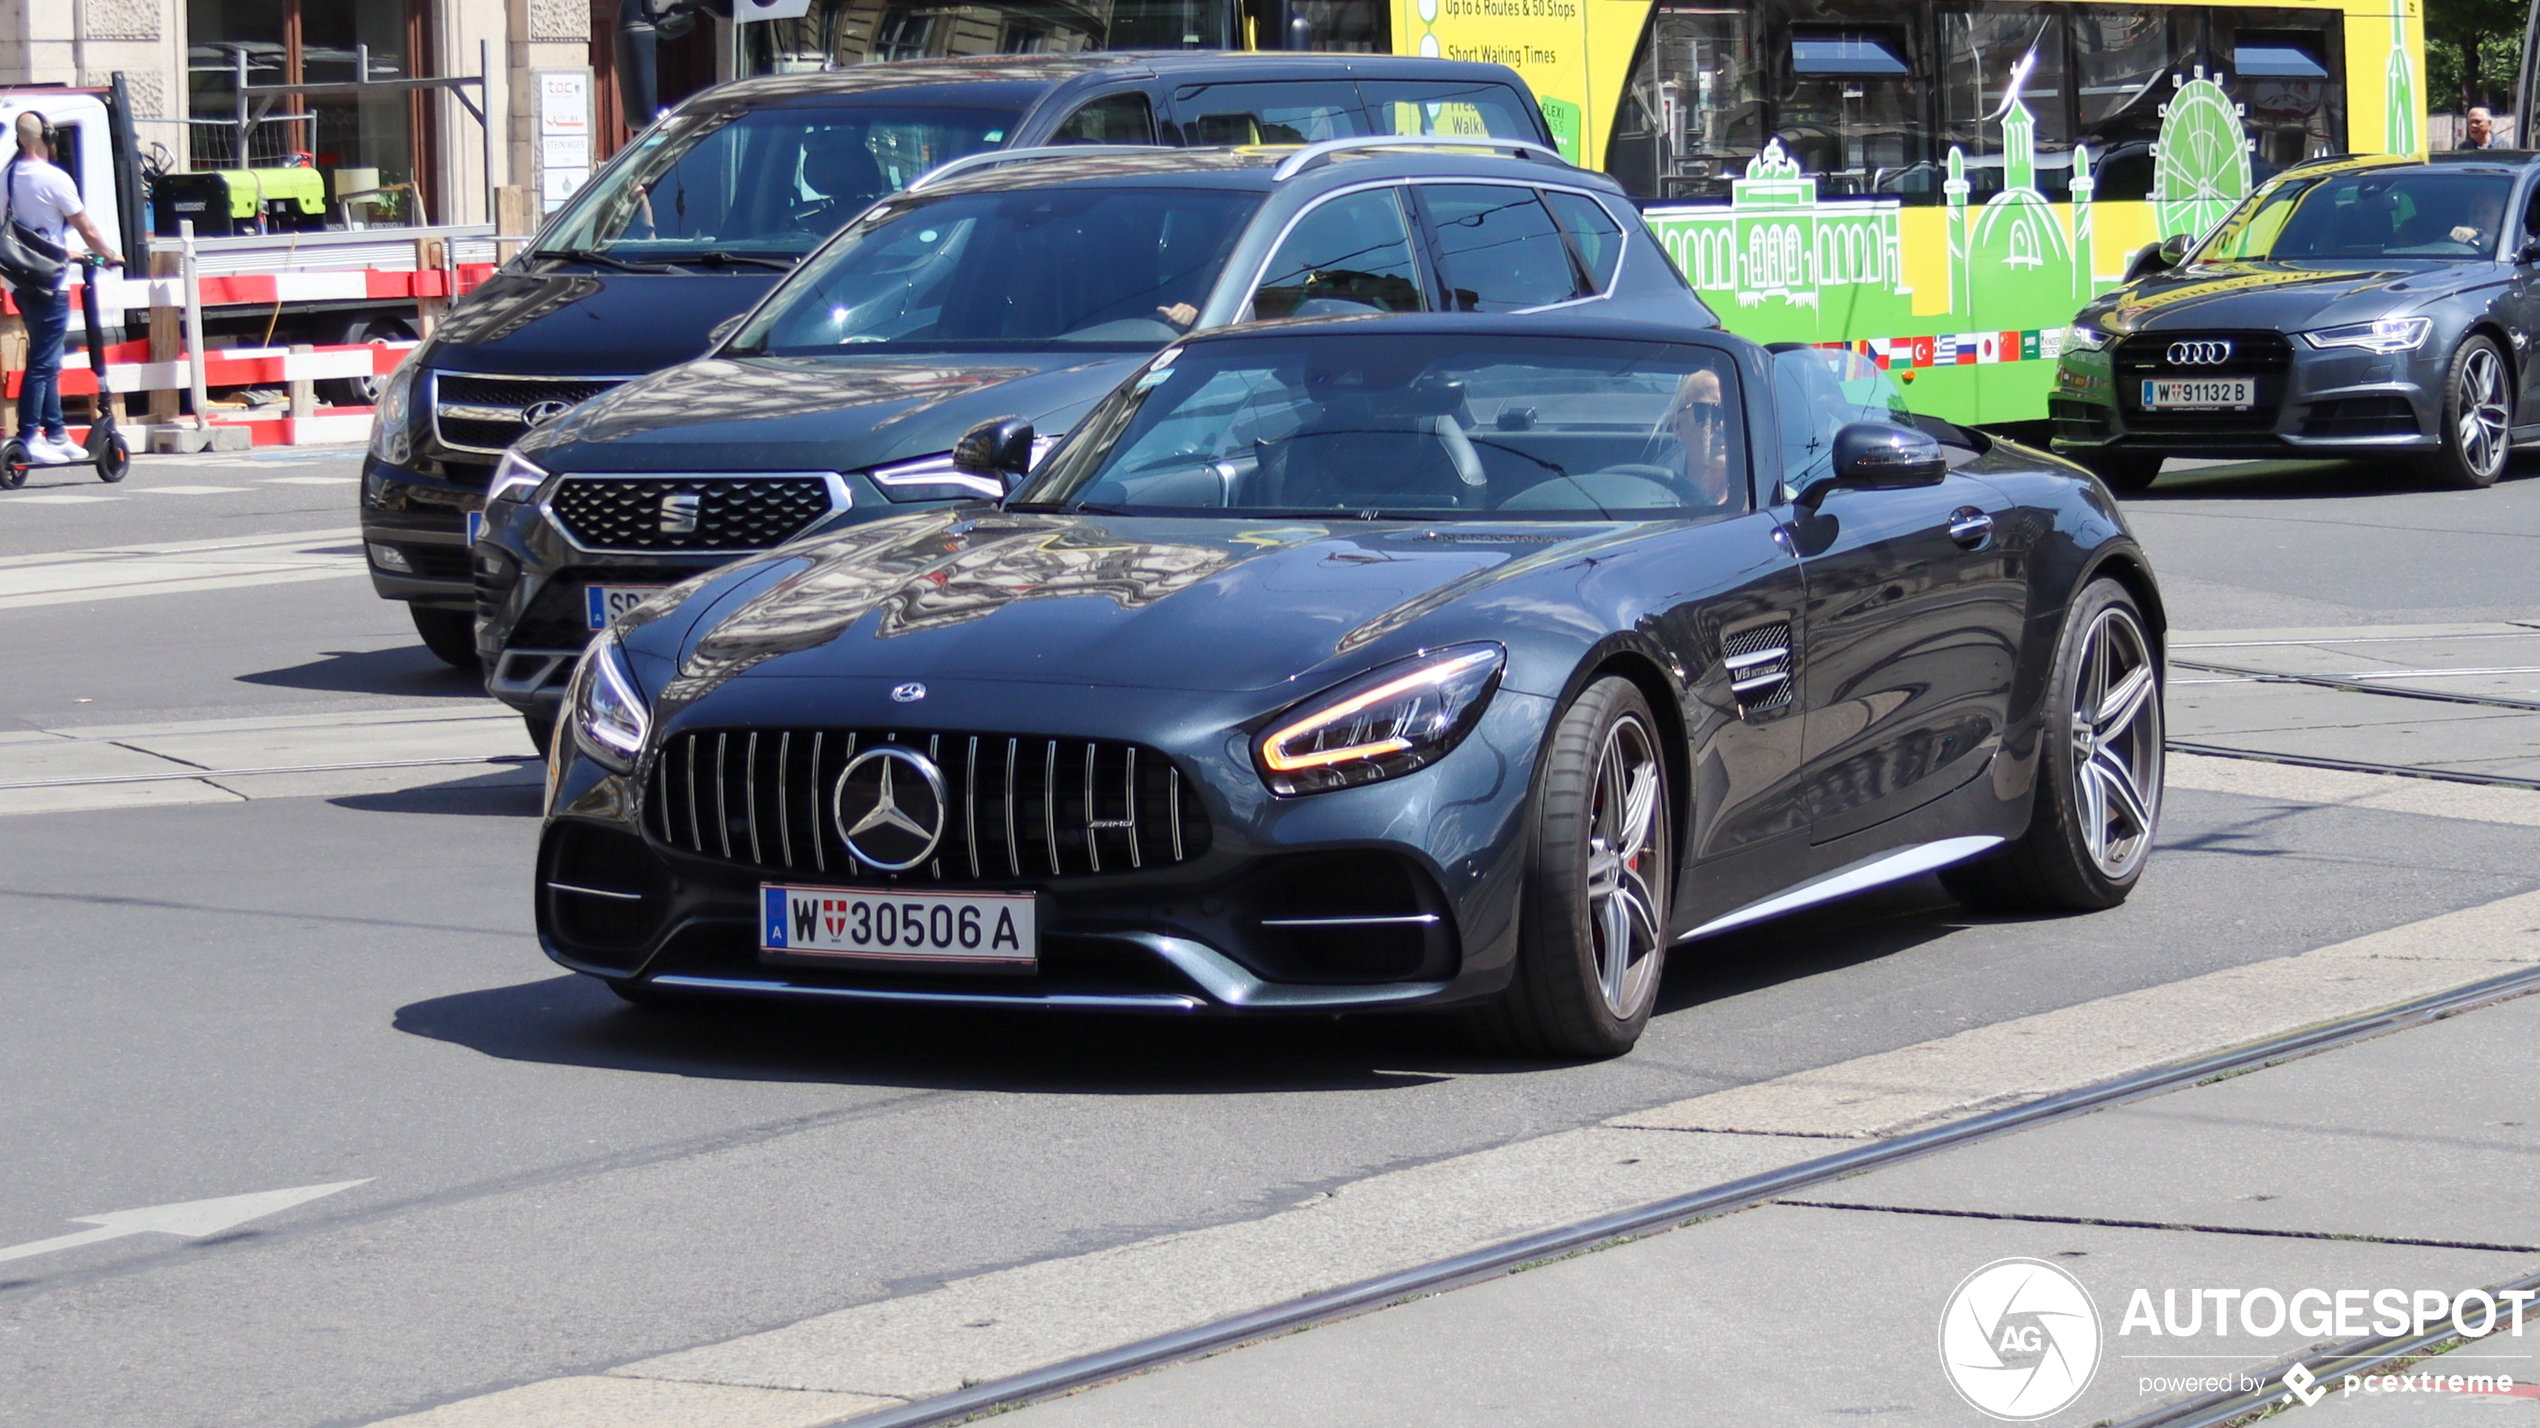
[6,157,85,291]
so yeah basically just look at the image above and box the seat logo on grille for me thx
[519,398,573,426]
[833,747,948,871]
[658,491,701,536]
[2165,340,2234,366]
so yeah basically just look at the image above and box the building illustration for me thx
[1642,44,2257,421]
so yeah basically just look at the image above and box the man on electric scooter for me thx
[8,111,124,465]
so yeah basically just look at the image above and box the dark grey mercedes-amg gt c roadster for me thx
[537,314,2167,1057]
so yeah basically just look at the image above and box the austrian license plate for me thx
[585,583,667,631]
[760,883,1038,968]
[2142,377,2255,409]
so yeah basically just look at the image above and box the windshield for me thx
[730,186,1261,353]
[537,103,1019,261]
[1012,334,1748,519]
[2198,170,2515,262]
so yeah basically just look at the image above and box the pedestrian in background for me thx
[2460,107,2497,150]
[6,111,124,464]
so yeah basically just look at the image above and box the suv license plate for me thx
[2143,378,2255,409]
[761,884,1037,968]
[585,584,667,631]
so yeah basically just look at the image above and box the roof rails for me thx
[906,144,1166,192]
[1271,135,1568,182]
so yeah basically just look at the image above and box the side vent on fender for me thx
[1722,620,1795,715]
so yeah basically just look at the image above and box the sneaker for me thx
[32,433,87,464]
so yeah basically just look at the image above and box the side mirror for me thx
[706,313,745,347]
[2518,241,2540,266]
[2158,232,2196,266]
[1798,423,1948,507]
[2122,233,2197,283]
[953,416,1035,481]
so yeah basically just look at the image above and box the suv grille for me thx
[549,476,836,552]
[432,373,628,454]
[647,729,1211,884]
[2114,332,2291,435]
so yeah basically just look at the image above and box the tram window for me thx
[1937,7,2073,202]
[1775,12,1929,199]
[1358,80,1542,142]
[1054,92,1157,144]
[1173,82,1368,145]
[1790,29,1909,75]
[1250,188,1427,319]
[2071,8,2193,203]
[1607,7,1767,201]
[2217,12,2344,175]
[1417,184,1586,311]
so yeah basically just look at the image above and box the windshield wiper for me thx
[531,247,679,275]
[671,250,798,271]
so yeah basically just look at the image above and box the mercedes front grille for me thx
[647,729,1211,883]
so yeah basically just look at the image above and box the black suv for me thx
[472,140,1712,748]
[360,52,1553,666]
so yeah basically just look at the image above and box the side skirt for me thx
[1675,835,2004,943]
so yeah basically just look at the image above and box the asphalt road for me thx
[4,448,2539,1427]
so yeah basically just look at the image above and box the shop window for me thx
[187,0,419,221]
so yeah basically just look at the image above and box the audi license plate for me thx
[2142,378,2255,410]
[585,584,667,631]
[760,884,1037,968]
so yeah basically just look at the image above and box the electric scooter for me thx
[2,254,131,490]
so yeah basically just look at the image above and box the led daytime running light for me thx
[2302,317,2433,353]
[571,635,651,771]
[1263,650,1494,772]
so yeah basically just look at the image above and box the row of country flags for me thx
[1811,328,2072,369]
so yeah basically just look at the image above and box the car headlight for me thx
[1255,643,1505,796]
[486,449,550,505]
[2063,324,2112,352]
[566,634,651,773]
[368,358,422,465]
[2302,317,2433,353]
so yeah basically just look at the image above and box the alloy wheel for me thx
[2070,606,2163,880]
[2458,344,2510,481]
[1584,713,1667,1018]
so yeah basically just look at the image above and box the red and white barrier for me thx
[2,267,496,316]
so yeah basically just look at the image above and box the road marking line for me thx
[0,526,357,567]
[259,475,359,485]
[7,493,121,504]
[0,708,536,816]
[368,1378,894,1428]
[360,889,2540,1427]
[0,752,538,792]
[134,485,249,495]
[0,1180,369,1266]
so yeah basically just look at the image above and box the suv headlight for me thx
[369,358,422,465]
[486,449,550,505]
[2063,324,2112,353]
[565,634,651,773]
[2302,317,2433,353]
[1255,644,1505,796]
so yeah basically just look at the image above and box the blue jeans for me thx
[15,281,68,441]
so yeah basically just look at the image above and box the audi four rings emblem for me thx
[519,398,572,426]
[2166,340,2234,366]
[833,747,949,871]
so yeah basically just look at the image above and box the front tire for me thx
[1944,579,2163,912]
[410,605,480,670]
[0,438,27,490]
[1476,676,1673,1059]
[2415,335,2511,489]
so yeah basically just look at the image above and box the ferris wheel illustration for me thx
[2152,70,2254,238]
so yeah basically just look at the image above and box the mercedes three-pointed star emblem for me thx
[832,746,948,871]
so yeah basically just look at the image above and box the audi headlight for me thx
[1255,644,1505,796]
[2063,324,2112,353]
[2302,317,2433,353]
[368,358,422,465]
[566,634,651,773]
[486,449,550,505]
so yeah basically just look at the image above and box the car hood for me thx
[637,509,1642,707]
[429,267,781,375]
[2098,260,2488,333]
[522,351,1145,474]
